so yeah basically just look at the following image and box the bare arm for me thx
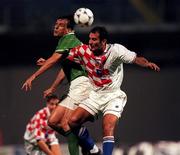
[37,140,54,155]
[133,56,160,71]
[51,144,62,155]
[43,69,65,98]
[22,53,61,91]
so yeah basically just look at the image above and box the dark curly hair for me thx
[58,15,75,30]
[90,26,109,41]
[46,94,58,102]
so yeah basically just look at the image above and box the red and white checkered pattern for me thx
[68,44,112,87]
[24,107,58,145]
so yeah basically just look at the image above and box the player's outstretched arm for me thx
[133,56,160,72]
[22,53,62,91]
[43,69,65,98]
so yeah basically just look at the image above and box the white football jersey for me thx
[95,43,136,91]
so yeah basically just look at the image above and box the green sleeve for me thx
[55,34,82,54]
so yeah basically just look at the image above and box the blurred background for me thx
[0,0,180,154]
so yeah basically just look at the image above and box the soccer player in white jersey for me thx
[24,94,62,155]
[66,26,160,155]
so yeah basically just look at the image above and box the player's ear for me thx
[102,39,107,45]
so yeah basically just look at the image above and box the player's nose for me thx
[89,39,93,45]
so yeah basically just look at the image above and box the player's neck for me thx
[66,29,73,34]
[93,44,106,56]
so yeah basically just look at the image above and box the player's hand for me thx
[37,58,46,66]
[147,62,160,72]
[43,87,56,98]
[21,75,36,91]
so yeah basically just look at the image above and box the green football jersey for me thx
[55,32,87,82]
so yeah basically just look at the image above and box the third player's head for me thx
[89,26,109,55]
[53,15,75,37]
[46,94,59,113]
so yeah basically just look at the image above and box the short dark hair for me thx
[90,26,109,41]
[46,94,58,102]
[58,15,75,30]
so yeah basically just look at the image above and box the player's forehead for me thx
[47,98,59,105]
[56,18,68,25]
[89,32,100,39]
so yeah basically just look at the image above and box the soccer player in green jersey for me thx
[22,15,100,155]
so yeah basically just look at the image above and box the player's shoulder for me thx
[110,43,129,54]
[108,43,130,57]
[108,43,125,52]
[75,44,89,50]
[111,43,127,49]
[36,107,48,114]
[81,44,88,48]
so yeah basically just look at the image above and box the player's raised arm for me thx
[133,56,160,72]
[21,52,62,91]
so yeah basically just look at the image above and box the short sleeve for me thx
[55,34,82,54]
[114,44,136,63]
[47,131,59,145]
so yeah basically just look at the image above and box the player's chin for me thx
[53,33,58,36]
[53,32,61,37]
[89,46,96,51]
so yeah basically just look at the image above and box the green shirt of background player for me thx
[22,16,100,155]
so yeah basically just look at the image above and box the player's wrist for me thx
[32,73,37,79]
[145,62,152,68]
[50,86,56,91]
